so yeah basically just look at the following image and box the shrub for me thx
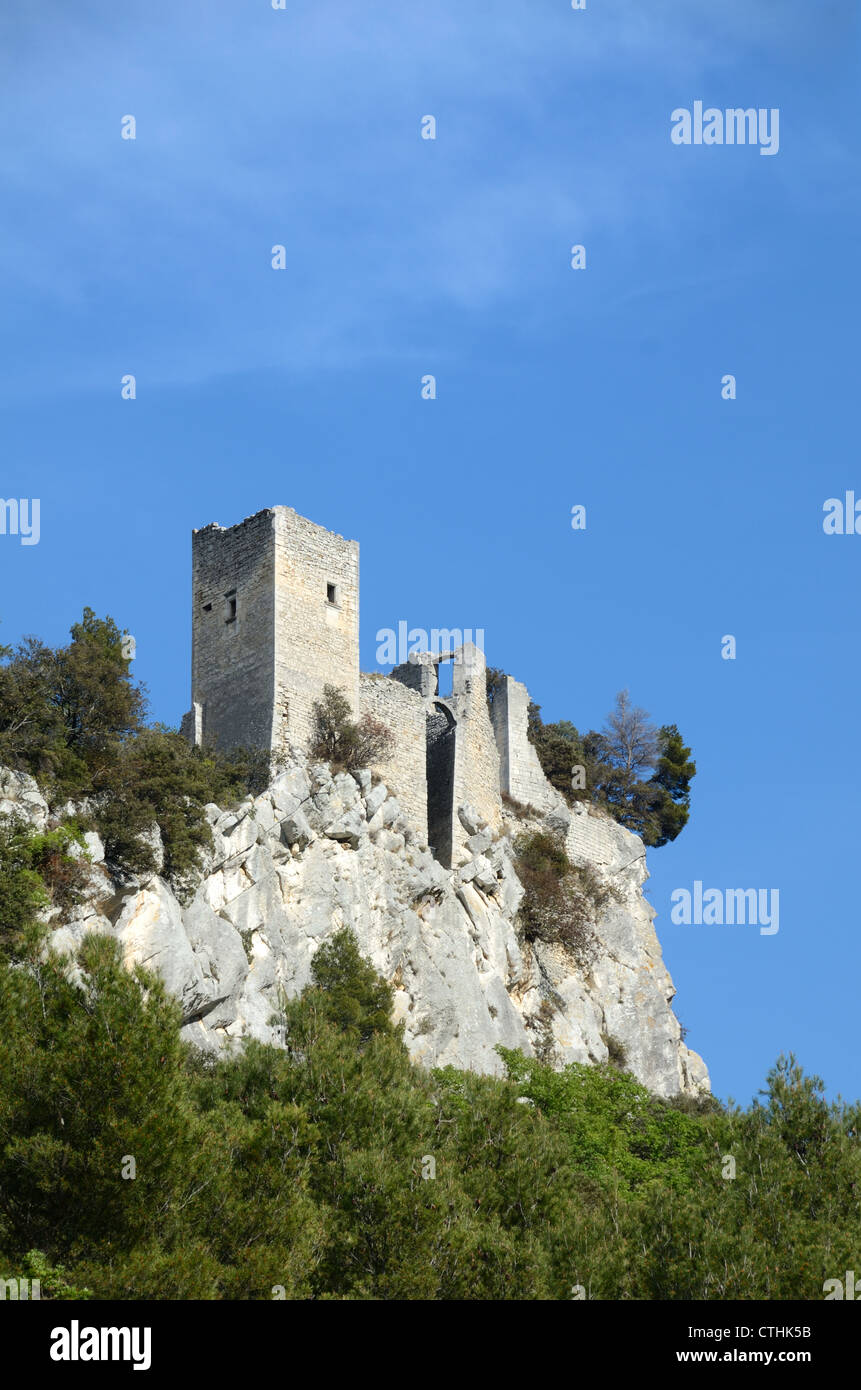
[602,1033,628,1070]
[310,685,394,772]
[513,830,614,969]
[501,790,539,819]
[0,816,89,959]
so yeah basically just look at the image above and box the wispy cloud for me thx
[0,0,853,395]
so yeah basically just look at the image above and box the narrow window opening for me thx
[327,582,338,605]
[437,660,454,697]
[224,591,237,624]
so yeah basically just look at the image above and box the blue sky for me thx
[1,0,859,1106]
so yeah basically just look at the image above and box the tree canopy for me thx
[0,928,856,1300]
[490,672,696,848]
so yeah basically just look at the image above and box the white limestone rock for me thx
[112,881,213,1024]
[83,830,106,864]
[0,768,49,829]
[0,753,708,1098]
[457,803,485,836]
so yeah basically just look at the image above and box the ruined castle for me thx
[181,505,563,867]
[0,500,706,1096]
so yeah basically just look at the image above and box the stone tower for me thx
[184,506,359,757]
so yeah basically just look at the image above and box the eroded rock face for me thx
[2,759,709,1098]
[0,768,49,829]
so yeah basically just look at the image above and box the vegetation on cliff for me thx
[309,683,394,773]
[487,670,695,847]
[0,609,270,881]
[512,829,615,967]
[0,928,856,1301]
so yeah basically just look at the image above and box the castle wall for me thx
[390,656,436,699]
[271,507,360,757]
[564,804,623,870]
[491,675,563,816]
[359,674,428,843]
[448,643,504,862]
[187,506,506,871]
[190,510,277,752]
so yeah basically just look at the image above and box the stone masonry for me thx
[358,673,428,844]
[491,674,566,817]
[185,507,359,759]
[185,506,508,869]
[182,508,632,878]
[386,643,503,866]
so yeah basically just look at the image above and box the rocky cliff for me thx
[0,759,709,1099]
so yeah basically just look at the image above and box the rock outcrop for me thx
[1,760,709,1099]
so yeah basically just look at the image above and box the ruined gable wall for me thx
[491,675,565,816]
[449,644,504,862]
[492,674,624,871]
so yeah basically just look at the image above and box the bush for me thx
[501,790,536,819]
[310,684,394,772]
[513,830,613,968]
[0,816,89,959]
[283,927,397,1049]
[94,728,272,883]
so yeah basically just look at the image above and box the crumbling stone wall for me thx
[447,643,503,863]
[387,645,503,867]
[491,675,623,871]
[359,674,428,843]
[564,802,625,871]
[390,656,436,699]
[491,674,562,816]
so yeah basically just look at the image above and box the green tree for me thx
[0,935,207,1260]
[0,609,281,884]
[0,609,145,796]
[290,927,397,1046]
[643,724,696,847]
